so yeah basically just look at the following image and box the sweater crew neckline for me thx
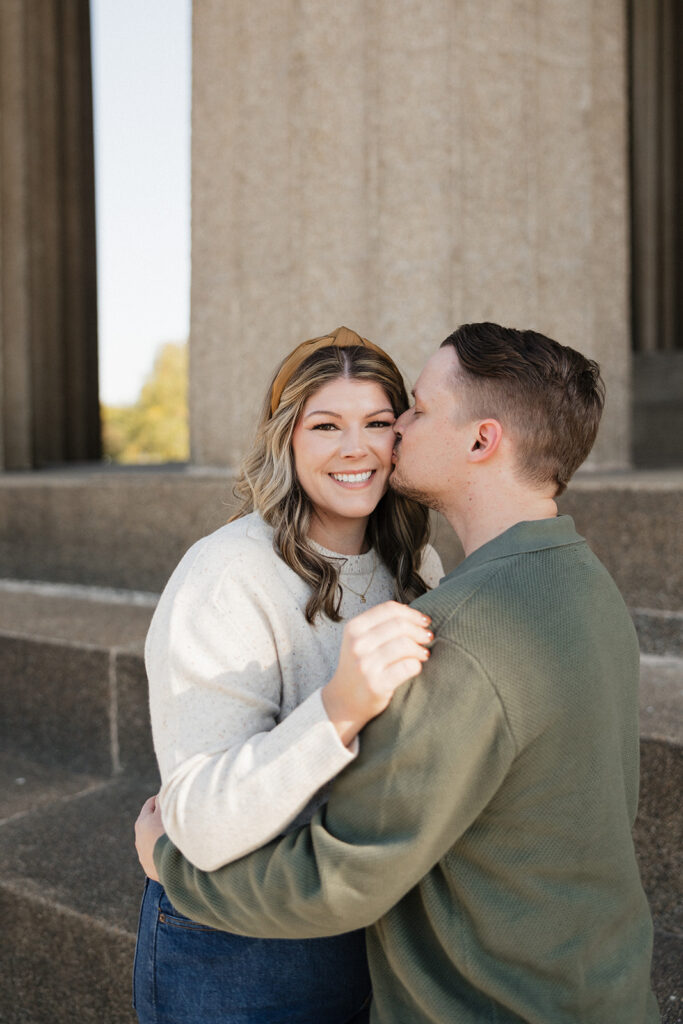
[446,515,584,581]
[308,539,377,577]
[245,510,377,577]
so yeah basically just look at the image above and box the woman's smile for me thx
[329,470,376,486]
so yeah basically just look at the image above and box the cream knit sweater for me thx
[147,511,442,872]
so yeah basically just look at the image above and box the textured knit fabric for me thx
[156,515,659,1024]
[147,510,443,871]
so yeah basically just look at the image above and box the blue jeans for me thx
[133,879,372,1023]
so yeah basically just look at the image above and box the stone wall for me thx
[190,0,631,470]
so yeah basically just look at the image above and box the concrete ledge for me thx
[0,884,137,1024]
[0,739,677,1024]
[634,740,683,937]
[0,635,115,775]
[0,749,105,825]
[0,773,157,934]
[0,772,154,1024]
[0,767,158,1023]
[633,610,683,658]
[651,930,683,1024]
[0,587,156,776]
[0,466,681,612]
[0,464,235,592]
[639,657,683,747]
[557,470,683,612]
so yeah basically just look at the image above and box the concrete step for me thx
[0,466,681,614]
[0,464,233,592]
[633,609,683,658]
[0,581,156,778]
[0,732,678,1023]
[0,751,157,1024]
[1,582,679,779]
[0,581,679,1023]
[636,655,683,1024]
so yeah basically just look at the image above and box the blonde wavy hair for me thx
[230,343,431,623]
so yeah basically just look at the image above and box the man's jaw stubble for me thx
[389,460,442,513]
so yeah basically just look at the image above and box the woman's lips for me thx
[329,470,376,487]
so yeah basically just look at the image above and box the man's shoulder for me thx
[411,535,623,641]
[411,558,504,637]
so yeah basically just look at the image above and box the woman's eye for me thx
[368,420,394,429]
[311,423,338,431]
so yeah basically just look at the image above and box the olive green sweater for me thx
[155,516,659,1024]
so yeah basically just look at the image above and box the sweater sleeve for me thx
[147,537,356,872]
[154,634,517,937]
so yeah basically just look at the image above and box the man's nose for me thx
[394,410,408,435]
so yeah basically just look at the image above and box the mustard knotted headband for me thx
[269,326,397,416]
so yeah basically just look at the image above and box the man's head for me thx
[391,322,605,510]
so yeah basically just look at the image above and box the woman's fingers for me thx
[344,600,431,638]
[135,794,158,826]
[134,794,164,882]
[348,616,433,658]
[357,636,430,693]
[381,656,427,693]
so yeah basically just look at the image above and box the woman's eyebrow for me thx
[303,407,395,420]
[303,409,341,419]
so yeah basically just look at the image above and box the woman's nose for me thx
[339,427,366,456]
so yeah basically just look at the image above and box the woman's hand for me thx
[135,795,165,881]
[322,600,433,747]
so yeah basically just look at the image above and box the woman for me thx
[133,327,442,1024]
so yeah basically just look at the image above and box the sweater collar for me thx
[444,515,583,581]
[308,539,377,576]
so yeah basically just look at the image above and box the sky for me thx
[90,0,191,406]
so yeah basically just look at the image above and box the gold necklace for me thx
[340,552,377,603]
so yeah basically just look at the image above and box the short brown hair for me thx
[441,322,605,496]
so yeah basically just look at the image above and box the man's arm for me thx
[155,637,517,938]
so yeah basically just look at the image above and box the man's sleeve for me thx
[154,636,517,938]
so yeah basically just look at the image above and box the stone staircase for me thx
[0,466,680,1024]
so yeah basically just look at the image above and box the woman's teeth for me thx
[330,471,374,483]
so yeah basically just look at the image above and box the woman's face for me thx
[291,377,396,533]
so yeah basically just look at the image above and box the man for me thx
[137,323,659,1023]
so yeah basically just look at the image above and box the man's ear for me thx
[467,420,503,462]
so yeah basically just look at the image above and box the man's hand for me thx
[322,600,432,747]
[135,795,165,881]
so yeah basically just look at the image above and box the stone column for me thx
[191,0,631,471]
[0,0,99,470]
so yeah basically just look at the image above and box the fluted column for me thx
[0,0,99,469]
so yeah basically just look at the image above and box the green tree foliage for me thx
[101,341,189,463]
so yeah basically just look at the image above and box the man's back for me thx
[362,515,659,1022]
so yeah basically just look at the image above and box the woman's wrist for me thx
[321,682,366,748]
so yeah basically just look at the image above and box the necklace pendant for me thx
[360,595,366,603]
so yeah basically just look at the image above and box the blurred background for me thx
[1,0,681,471]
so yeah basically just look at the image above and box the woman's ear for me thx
[467,420,503,462]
